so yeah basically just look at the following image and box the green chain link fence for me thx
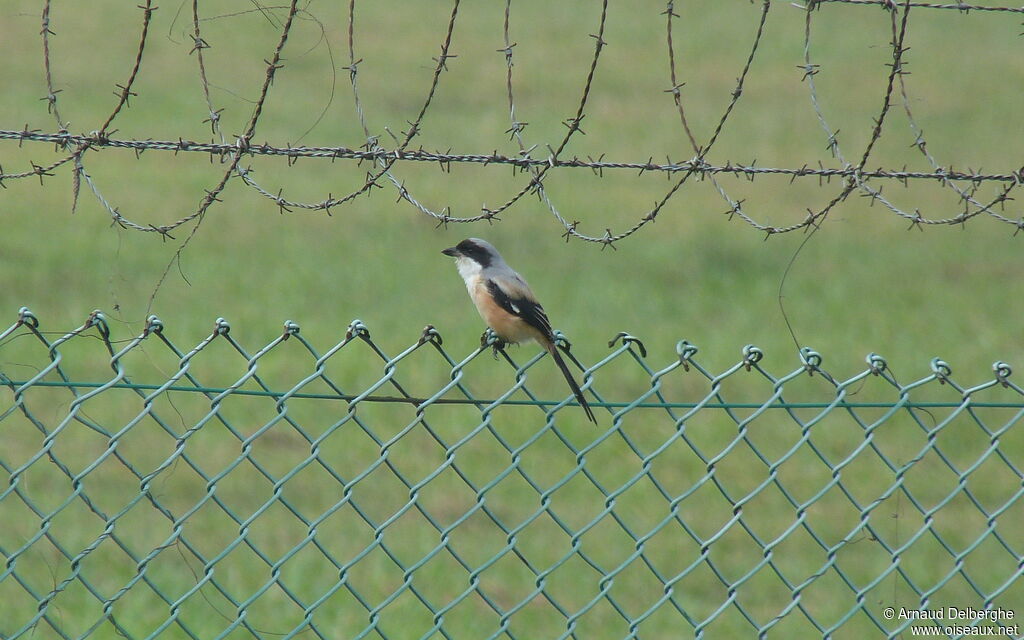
[1,307,1021,639]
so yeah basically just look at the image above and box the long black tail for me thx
[547,343,597,424]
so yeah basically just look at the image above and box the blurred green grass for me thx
[1,1,1022,638]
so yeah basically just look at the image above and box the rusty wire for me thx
[2,0,1022,246]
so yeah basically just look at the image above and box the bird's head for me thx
[441,238,502,270]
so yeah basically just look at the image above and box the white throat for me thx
[454,256,483,285]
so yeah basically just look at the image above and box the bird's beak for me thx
[441,247,458,257]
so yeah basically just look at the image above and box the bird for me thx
[441,238,597,423]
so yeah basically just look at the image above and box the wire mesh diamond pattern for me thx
[1,307,1021,639]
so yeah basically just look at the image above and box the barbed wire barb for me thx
[1,0,1021,252]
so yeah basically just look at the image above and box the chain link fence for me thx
[1,307,1022,639]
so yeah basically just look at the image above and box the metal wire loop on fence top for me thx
[1,307,1022,639]
[2,1,1022,247]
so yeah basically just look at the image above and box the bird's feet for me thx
[491,338,508,359]
[480,329,507,359]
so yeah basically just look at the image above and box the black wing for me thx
[487,278,597,423]
[485,278,553,338]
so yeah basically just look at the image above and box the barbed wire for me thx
[2,0,1022,246]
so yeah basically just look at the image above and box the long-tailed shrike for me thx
[442,238,596,423]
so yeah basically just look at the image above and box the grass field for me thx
[1,1,1022,638]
